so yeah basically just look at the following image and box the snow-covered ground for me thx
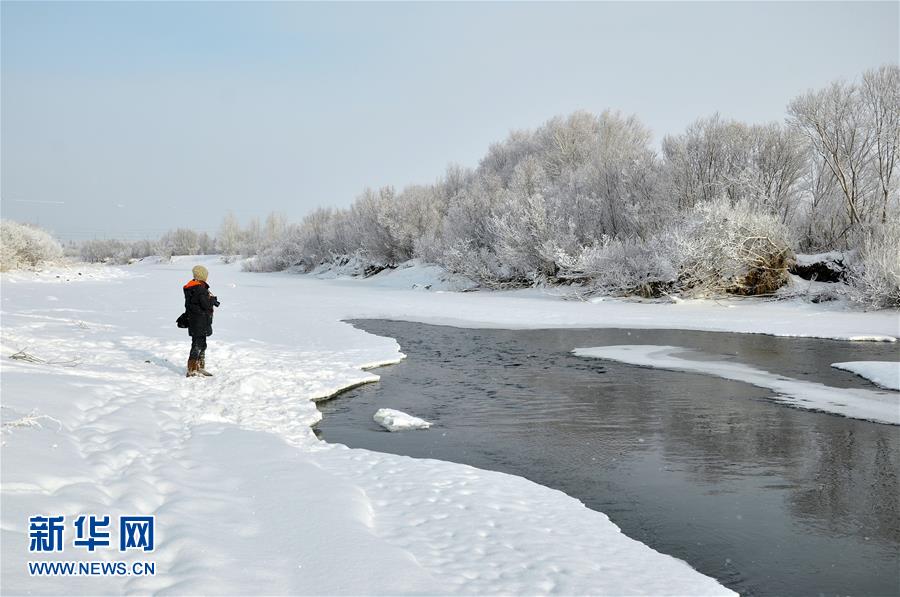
[573,345,899,425]
[831,361,900,391]
[3,257,898,595]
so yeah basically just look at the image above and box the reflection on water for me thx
[316,320,900,597]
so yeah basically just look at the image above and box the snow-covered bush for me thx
[242,223,305,272]
[557,235,678,297]
[433,175,502,276]
[0,221,64,271]
[488,157,565,281]
[676,199,795,296]
[440,240,510,288]
[847,223,900,309]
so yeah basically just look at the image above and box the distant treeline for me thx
[5,65,897,308]
[245,64,899,307]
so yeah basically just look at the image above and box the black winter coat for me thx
[184,280,215,337]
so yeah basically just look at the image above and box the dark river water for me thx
[315,320,900,597]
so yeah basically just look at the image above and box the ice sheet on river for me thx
[831,361,900,391]
[574,345,900,425]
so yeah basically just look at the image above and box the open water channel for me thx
[315,320,900,596]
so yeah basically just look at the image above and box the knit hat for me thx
[192,265,209,282]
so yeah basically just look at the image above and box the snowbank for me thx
[312,258,478,292]
[307,262,898,342]
[0,261,135,284]
[374,408,432,431]
[831,361,900,391]
[794,251,849,266]
[573,345,900,425]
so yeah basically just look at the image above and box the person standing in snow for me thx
[184,265,219,377]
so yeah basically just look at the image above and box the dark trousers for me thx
[189,335,207,360]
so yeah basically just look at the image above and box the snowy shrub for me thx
[0,221,64,271]
[847,223,900,309]
[676,199,795,296]
[242,224,305,272]
[440,241,510,288]
[436,176,502,264]
[557,235,678,297]
[348,187,399,264]
[488,157,565,281]
[380,184,446,263]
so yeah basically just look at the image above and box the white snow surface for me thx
[374,408,433,431]
[308,258,477,292]
[4,257,898,594]
[574,345,900,425]
[1,258,742,595]
[831,361,900,391]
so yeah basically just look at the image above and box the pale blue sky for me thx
[2,1,898,240]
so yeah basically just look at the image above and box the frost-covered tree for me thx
[489,156,560,280]
[788,81,878,229]
[662,115,749,209]
[240,217,262,256]
[381,184,445,262]
[159,228,200,256]
[263,213,288,246]
[243,69,896,304]
[296,207,339,264]
[749,123,807,224]
[662,115,806,221]
[349,187,397,264]
[218,212,242,256]
[795,155,848,251]
[860,65,900,224]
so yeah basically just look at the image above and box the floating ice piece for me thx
[574,345,900,425]
[374,408,432,431]
[832,361,900,391]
